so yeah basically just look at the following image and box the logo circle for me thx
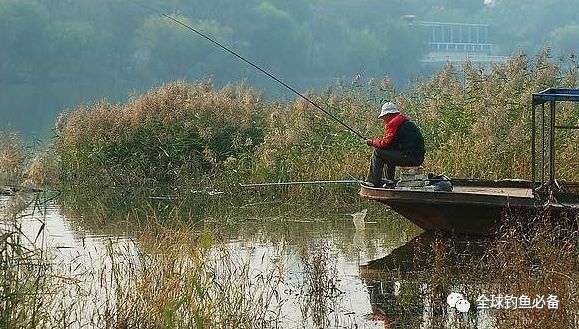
[447,292,464,308]
[455,299,471,313]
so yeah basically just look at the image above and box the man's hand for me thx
[365,139,373,146]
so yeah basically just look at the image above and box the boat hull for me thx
[360,181,538,235]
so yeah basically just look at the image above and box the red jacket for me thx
[372,113,408,149]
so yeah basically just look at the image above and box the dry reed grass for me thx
[403,211,579,328]
[53,50,578,204]
[26,149,59,189]
[1,193,52,327]
[248,50,578,191]
[402,50,577,180]
[485,210,579,328]
[89,229,285,328]
[298,239,341,327]
[55,80,266,194]
[0,132,60,192]
[2,193,287,328]
[0,133,26,188]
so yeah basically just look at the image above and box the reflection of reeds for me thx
[369,211,579,328]
[4,198,407,328]
[91,230,285,328]
[298,239,343,328]
[2,194,287,328]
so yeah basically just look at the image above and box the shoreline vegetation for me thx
[1,51,578,328]
[52,50,578,199]
[1,51,577,201]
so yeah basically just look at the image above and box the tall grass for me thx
[0,193,52,327]
[0,133,27,188]
[0,132,59,192]
[362,210,579,328]
[54,51,578,204]
[298,239,342,328]
[487,210,579,328]
[88,230,285,328]
[55,80,266,195]
[246,50,579,185]
[403,50,579,180]
[1,193,288,328]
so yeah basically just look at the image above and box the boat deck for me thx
[360,180,539,234]
[359,179,578,234]
[361,180,537,208]
[451,185,533,198]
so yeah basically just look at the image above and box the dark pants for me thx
[366,148,421,184]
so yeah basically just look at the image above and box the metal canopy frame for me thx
[531,88,579,194]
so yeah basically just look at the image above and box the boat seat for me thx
[398,166,426,187]
[399,165,424,175]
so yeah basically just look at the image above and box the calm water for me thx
[0,82,142,142]
[2,194,502,328]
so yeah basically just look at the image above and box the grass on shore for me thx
[51,50,578,204]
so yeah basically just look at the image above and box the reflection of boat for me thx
[360,88,579,235]
[359,231,487,278]
[359,232,487,328]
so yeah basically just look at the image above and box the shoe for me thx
[382,180,395,188]
[361,181,376,187]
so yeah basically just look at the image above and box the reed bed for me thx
[0,132,27,188]
[3,192,577,328]
[486,210,579,328]
[297,239,342,328]
[67,231,285,328]
[5,51,578,327]
[385,210,579,328]
[55,80,266,195]
[2,193,289,328]
[0,193,52,328]
[53,50,578,208]
[0,132,59,193]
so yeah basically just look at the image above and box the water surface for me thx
[3,194,502,328]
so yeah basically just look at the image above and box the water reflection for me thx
[360,232,495,328]
[6,193,513,328]
[4,194,427,328]
[5,191,577,327]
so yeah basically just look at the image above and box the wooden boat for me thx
[360,179,536,234]
[360,88,579,235]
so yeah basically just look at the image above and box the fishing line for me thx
[131,1,367,140]
[239,179,359,187]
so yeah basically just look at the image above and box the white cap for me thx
[378,102,400,118]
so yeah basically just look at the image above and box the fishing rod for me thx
[131,1,367,140]
[239,180,359,187]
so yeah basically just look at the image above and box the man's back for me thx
[391,120,425,163]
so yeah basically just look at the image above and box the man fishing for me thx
[363,102,425,188]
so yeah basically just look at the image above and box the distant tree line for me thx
[1,0,578,89]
